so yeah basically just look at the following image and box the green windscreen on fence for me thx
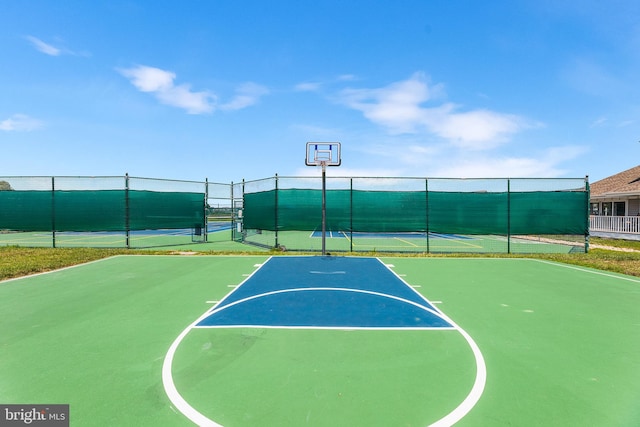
[0,191,53,231]
[1,175,588,253]
[242,189,276,231]
[353,191,427,232]
[427,191,509,235]
[54,190,126,232]
[243,188,588,235]
[510,191,587,235]
[0,189,204,232]
[129,190,205,230]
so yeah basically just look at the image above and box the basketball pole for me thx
[305,142,341,256]
[321,160,327,256]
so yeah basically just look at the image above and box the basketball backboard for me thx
[305,142,341,166]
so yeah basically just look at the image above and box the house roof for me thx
[590,165,640,197]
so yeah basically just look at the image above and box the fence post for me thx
[274,174,279,249]
[230,181,234,242]
[507,178,511,254]
[125,173,130,249]
[425,178,429,254]
[350,178,353,252]
[51,177,56,248]
[585,175,590,253]
[204,178,209,242]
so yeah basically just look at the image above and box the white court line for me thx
[0,256,116,284]
[164,256,485,427]
[163,310,224,427]
[532,259,640,283]
[164,286,459,424]
[162,257,273,426]
[428,321,486,427]
[309,270,346,275]
[379,258,486,427]
[193,286,454,329]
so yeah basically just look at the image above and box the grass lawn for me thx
[1,236,640,281]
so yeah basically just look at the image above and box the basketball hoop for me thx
[305,142,341,255]
[305,142,341,167]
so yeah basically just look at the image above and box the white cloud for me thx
[432,157,557,178]
[119,65,268,114]
[119,65,215,114]
[430,146,587,178]
[340,72,439,134]
[294,75,358,93]
[25,36,61,56]
[0,114,43,131]
[289,123,342,137]
[339,72,535,149]
[295,150,582,179]
[561,57,623,97]
[25,35,89,57]
[424,106,530,149]
[337,74,357,82]
[589,116,636,128]
[158,85,216,114]
[295,82,322,92]
[220,82,269,111]
[618,119,635,127]
[360,142,444,169]
[294,166,402,178]
[341,134,585,178]
[121,66,175,92]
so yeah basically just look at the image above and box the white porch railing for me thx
[590,215,640,234]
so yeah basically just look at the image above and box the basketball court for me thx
[0,143,624,425]
[1,254,638,426]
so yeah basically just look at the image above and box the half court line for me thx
[163,256,487,427]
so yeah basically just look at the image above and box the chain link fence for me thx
[1,175,589,253]
[237,176,589,254]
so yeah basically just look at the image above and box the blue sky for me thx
[1,0,639,183]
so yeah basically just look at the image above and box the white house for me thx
[589,165,640,240]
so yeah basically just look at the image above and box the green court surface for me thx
[1,255,638,426]
[0,228,246,251]
[0,229,583,254]
[244,231,584,254]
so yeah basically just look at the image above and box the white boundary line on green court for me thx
[0,256,117,284]
[0,254,269,285]
[163,256,487,426]
[162,309,227,427]
[193,286,456,330]
[381,259,487,427]
[162,257,270,427]
[531,259,640,283]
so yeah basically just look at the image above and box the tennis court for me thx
[244,229,583,254]
[0,227,581,254]
[0,222,237,250]
[1,255,638,426]
[0,175,589,254]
